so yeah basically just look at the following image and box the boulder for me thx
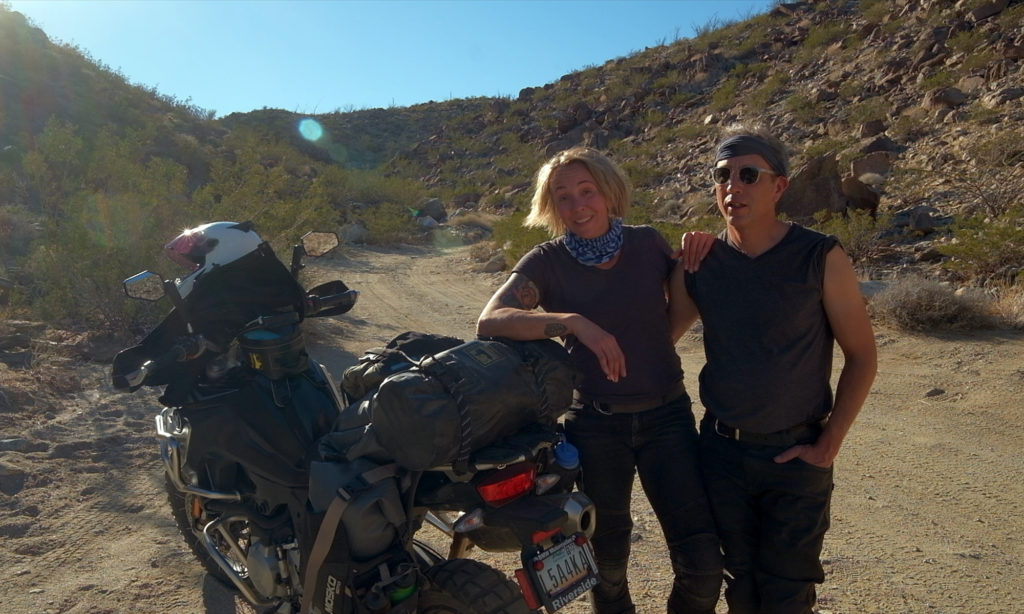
[339,221,370,244]
[924,87,968,109]
[841,177,881,215]
[776,154,846,221]
[851,151,894,179]
[416,197,448,222]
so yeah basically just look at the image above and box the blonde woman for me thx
[478,147,721,614]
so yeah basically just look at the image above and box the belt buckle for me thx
[714,419,740,441]
[592,401,613,416]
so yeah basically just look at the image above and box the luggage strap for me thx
[422,357,473,474]
[299,463,399,614]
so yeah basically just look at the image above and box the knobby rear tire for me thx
[420,558,532,614]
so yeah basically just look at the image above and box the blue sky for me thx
[9,0,774,118]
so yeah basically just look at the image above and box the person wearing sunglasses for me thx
[478,147,722,614]
[669,124,877,614]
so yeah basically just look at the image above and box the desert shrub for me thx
[653,215,723,253]
[969,105,1003,124]
[801,137,846,161]
[730,62,770,80]
[748,72,790,109]
[940,205,1024,282]
[889,106,930,140]
[674,123,709,142]
[837,77,866,100]
[846,96,890,125]
[351,201,423,245]
[619,158,667,190]
[802,23,849,50]
[783,93,820,123]
[993,285,1024,329]
[959,49,996,73]
[710,77,741,112]
[869,276,995,332]
[860,0,890,24]
[19,219,156,332]
[995,2,1024,29]
[0,205,37,264]
[812,208,887,265]
[918,69,955,91]
[947,28,988,55]
[957,166,1024,219]
[489,209,551,267]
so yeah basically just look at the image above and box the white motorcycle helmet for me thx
[164,221,264,298]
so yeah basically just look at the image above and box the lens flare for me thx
[298,118,324,141]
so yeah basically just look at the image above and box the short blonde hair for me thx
[524,147,631,236]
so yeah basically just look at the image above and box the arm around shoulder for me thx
[668,263,700,343]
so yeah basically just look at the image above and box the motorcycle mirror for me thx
[123,271,166,302]
[300,231,339,257]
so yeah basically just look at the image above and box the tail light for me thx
[475,461,536,507]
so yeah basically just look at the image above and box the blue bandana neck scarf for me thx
[564,217,624,266]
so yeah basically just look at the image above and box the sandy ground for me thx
[1,243,1022,614]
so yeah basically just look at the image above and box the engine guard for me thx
[155,408,241,502]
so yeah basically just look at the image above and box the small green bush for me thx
[0,205,37,264]
[812,208,887,265]
[941,205,1024,282]
[803,23,849,50]
[353,201,423,245]
[710,78,741,112]
[918,69,955,91]
[783,93,820,123]
[846,97,890,125]
[947,28,988,55]
[802,137,848,161]
[859,0,889,24]
[748,73,790,109]
[490,209,552,267]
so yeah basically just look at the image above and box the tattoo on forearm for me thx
[499,277,540,310]
[544,323,568,338]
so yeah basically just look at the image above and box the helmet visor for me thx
[164,231,205,272]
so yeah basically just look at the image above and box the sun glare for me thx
[298,118,324,141]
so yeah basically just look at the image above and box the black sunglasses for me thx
[711,165,777,185]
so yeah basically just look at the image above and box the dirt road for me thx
[2,243,1022,613]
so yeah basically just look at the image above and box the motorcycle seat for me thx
[429,424,558,473]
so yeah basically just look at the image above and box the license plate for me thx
[526,535,599,612]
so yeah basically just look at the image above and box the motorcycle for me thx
[111,221,598,614]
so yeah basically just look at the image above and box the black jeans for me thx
[699,420,833,614]
[565,395,722,614]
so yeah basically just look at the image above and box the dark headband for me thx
[715,135,788,177]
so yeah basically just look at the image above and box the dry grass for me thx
[994,284,1024,329]
[869,276,997,332]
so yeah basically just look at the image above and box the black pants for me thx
[699,421,833,614]
[565,395,722,614]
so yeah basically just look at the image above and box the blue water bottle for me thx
[552,437,581,491]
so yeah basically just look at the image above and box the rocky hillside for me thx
[1,0,1022,307]
[383,0,1023,264]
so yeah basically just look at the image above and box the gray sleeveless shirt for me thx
[684,224,838,432]
[514,225,684,405]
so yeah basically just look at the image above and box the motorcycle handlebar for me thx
[304,289,359,318]
[116,334,210,390]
